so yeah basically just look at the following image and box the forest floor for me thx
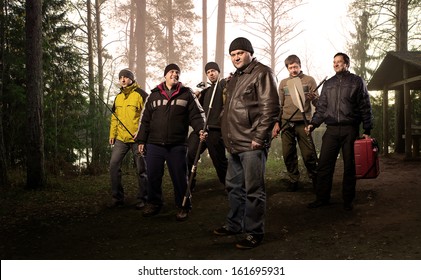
[1,153,421,260]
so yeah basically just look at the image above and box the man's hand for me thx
[194,90,201,99]
[138,144,145,155]
[109,138,115,145]
[305,91,318,101]
[272,122,280,138]
[251,140,262,150]
[304,124,313,135]
[199,130,208,142]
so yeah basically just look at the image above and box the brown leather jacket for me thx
[221,59,280,154]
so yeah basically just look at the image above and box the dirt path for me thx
[1,155,420,260]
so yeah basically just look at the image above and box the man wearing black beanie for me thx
[136,63,206,222]
[109,68,148,210]
[228,37,254,56]
[187,62,228,192]
[214,37,280,249]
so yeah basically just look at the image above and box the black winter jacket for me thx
[198,79,226,129]
[311,71,373,134]
[136,82,205,145]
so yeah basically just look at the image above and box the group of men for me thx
[108,37,373,249]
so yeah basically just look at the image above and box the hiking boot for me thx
[107,199,124,208]
[135,201,145,210]
[213,226,240,236]
[236,234,263,249]
[311,176,317,190]
[343,202,354,211]
[175,208,190,221]
[142,203,161,217]
[307,199,330,208]
[286,181,299,192]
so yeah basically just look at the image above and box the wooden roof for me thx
[367,51,421,91]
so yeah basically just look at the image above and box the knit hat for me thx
[229,37,254,55]
[205,62,220,73]
[164,63,181,76]
[118,68,135,81]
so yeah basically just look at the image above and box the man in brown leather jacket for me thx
[213,37,280,249]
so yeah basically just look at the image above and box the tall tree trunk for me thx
[202,0,207,83]
[215,0,226,75]
[129,0,136,70]
[136,0,147,88]
[95,0,106,165]
[87,0,95,167]
[25,0,45,189]
[167,0,174,63]
[394,0,408,153]
[269,0,276,72]
[0,0,9,187]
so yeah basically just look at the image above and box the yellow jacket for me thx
[109,82,147,143]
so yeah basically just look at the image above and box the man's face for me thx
[287,62,301,77]
[206,69,219,83]
[230,50,252,70]
[165,69,180,87]
[119,76,132,88]
[333,55,348,73]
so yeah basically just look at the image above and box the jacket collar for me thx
[157,81,183,100]
[235,58,258,75]
[120,82,138,95]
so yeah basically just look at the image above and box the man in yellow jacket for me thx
[109,68,148,209]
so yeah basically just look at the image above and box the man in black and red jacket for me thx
[136,63,205,221]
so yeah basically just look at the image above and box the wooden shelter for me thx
[367,51,421,159]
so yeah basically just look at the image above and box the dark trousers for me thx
[187,128,228,186]
[145,144,190,209]
[315,125,359,203]
[281,121,317,182]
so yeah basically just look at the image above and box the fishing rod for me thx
[182,79,220,207]
[94,91,135,138]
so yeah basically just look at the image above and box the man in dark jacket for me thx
[136,63,206,221]
[187,62,228,191]
[305,53,373,211]
[213,37,280,249]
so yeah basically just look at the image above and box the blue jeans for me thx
[145,144,190,209]
[109,140,148,202]
[225,149,267,235]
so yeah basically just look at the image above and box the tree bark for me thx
[215,0,226,75]
[202,0,207,83]
[25,0,45,189]
[87,0,95,167]
[394,0,408,153]
[136,0,147,88]
[167,0,174,63]
[129,0,136,70]
[0,0,9,187]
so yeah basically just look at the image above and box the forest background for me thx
[1,2,421,276]
[1,0,421,187]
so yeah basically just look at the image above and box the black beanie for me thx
[164,63,181,76]
[118,68,135,81]
[229,37,254,55]
[205,62,220,73]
